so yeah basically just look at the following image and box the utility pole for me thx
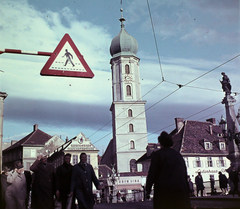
[0,92,8,172]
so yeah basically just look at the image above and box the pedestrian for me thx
[116,191,121,202]
[146,131,191,209]
[0,166,9,209]
[56,153,75,209]
[210,176,215,195]
[5,161,31,209]
[229,167,239,197]
[187,176,194,197]
[218,171,228,195]
[121,194,126,202]
[30,154,55,209]
[14,160,32,209]
[195,172,204,197]
[109,193,113,203]
[70,152,101,209]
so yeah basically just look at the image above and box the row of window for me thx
[204,141,226,150]
[184,157,227,168]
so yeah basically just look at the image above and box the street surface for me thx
[94,195,240,209]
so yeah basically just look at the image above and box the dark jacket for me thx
[219,173,228,189]
[56,162,73,198]
[146,147,190,209]
[71,162,99,209]
[195,175,204,190]
[30,160,55,209]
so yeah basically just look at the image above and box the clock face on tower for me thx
[124,75,132,82]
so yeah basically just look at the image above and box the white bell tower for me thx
[109,9,148,173]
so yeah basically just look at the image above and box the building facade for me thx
[137,118,230,187]
[171,118,230,182]
[101,10,148,173]
[2,124,64,170]
[63,132,99,177]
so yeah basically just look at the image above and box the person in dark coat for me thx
[0,166,9,209]
[195,172,204,197]
[56,153,75,209]
[187,176,194,197]
[70,153,101,209]
[30,154,55,209]
[146,131,191,209]
[218,171,228,195]
[229,167,239,197]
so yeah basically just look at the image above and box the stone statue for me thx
[220,72,231,94]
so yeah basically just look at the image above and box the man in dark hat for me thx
[146,131,191,209]
[1,166,9,209]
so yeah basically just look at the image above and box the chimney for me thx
[11,140,18,145]
[33,124,38,131]
[206,118,216,125]
[209,125,213,135]
[66,136,68,142]
[175,118,184,132]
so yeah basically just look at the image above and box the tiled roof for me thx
[172,120,228,155]
[3,129,52,152]
[99,164,112,178]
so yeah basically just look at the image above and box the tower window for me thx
[128,109,132,117]
[130,159,137,172]
[125,64,130,74]
[129,124,134,132]
[130,140,135,149]
[126,85,131,96]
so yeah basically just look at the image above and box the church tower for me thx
[108,10,148,173]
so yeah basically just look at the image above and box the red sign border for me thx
[40,34,94,78]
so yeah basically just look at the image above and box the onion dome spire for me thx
[110,8,138,58]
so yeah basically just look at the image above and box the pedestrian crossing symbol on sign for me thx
[41,34,94,78]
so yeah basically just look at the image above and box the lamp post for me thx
[219,116,227,139]
[107,164,120,203]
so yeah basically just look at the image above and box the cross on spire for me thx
[119,8,126,28]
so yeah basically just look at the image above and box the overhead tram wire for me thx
[92,54,240,145]
[88,80,164,139]
[176,54,240,88]
[90,0,240,145]
[147,0,164,81]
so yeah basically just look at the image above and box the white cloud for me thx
[0,0,112,105]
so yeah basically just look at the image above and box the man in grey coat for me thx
[70,153,101,209]
[5,163,27,209]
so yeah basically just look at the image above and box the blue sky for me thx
[0,0,239,154]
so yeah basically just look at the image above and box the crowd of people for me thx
[1,132,240,209]
[0,152,101,209]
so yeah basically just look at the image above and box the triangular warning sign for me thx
[41,34,94,78]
